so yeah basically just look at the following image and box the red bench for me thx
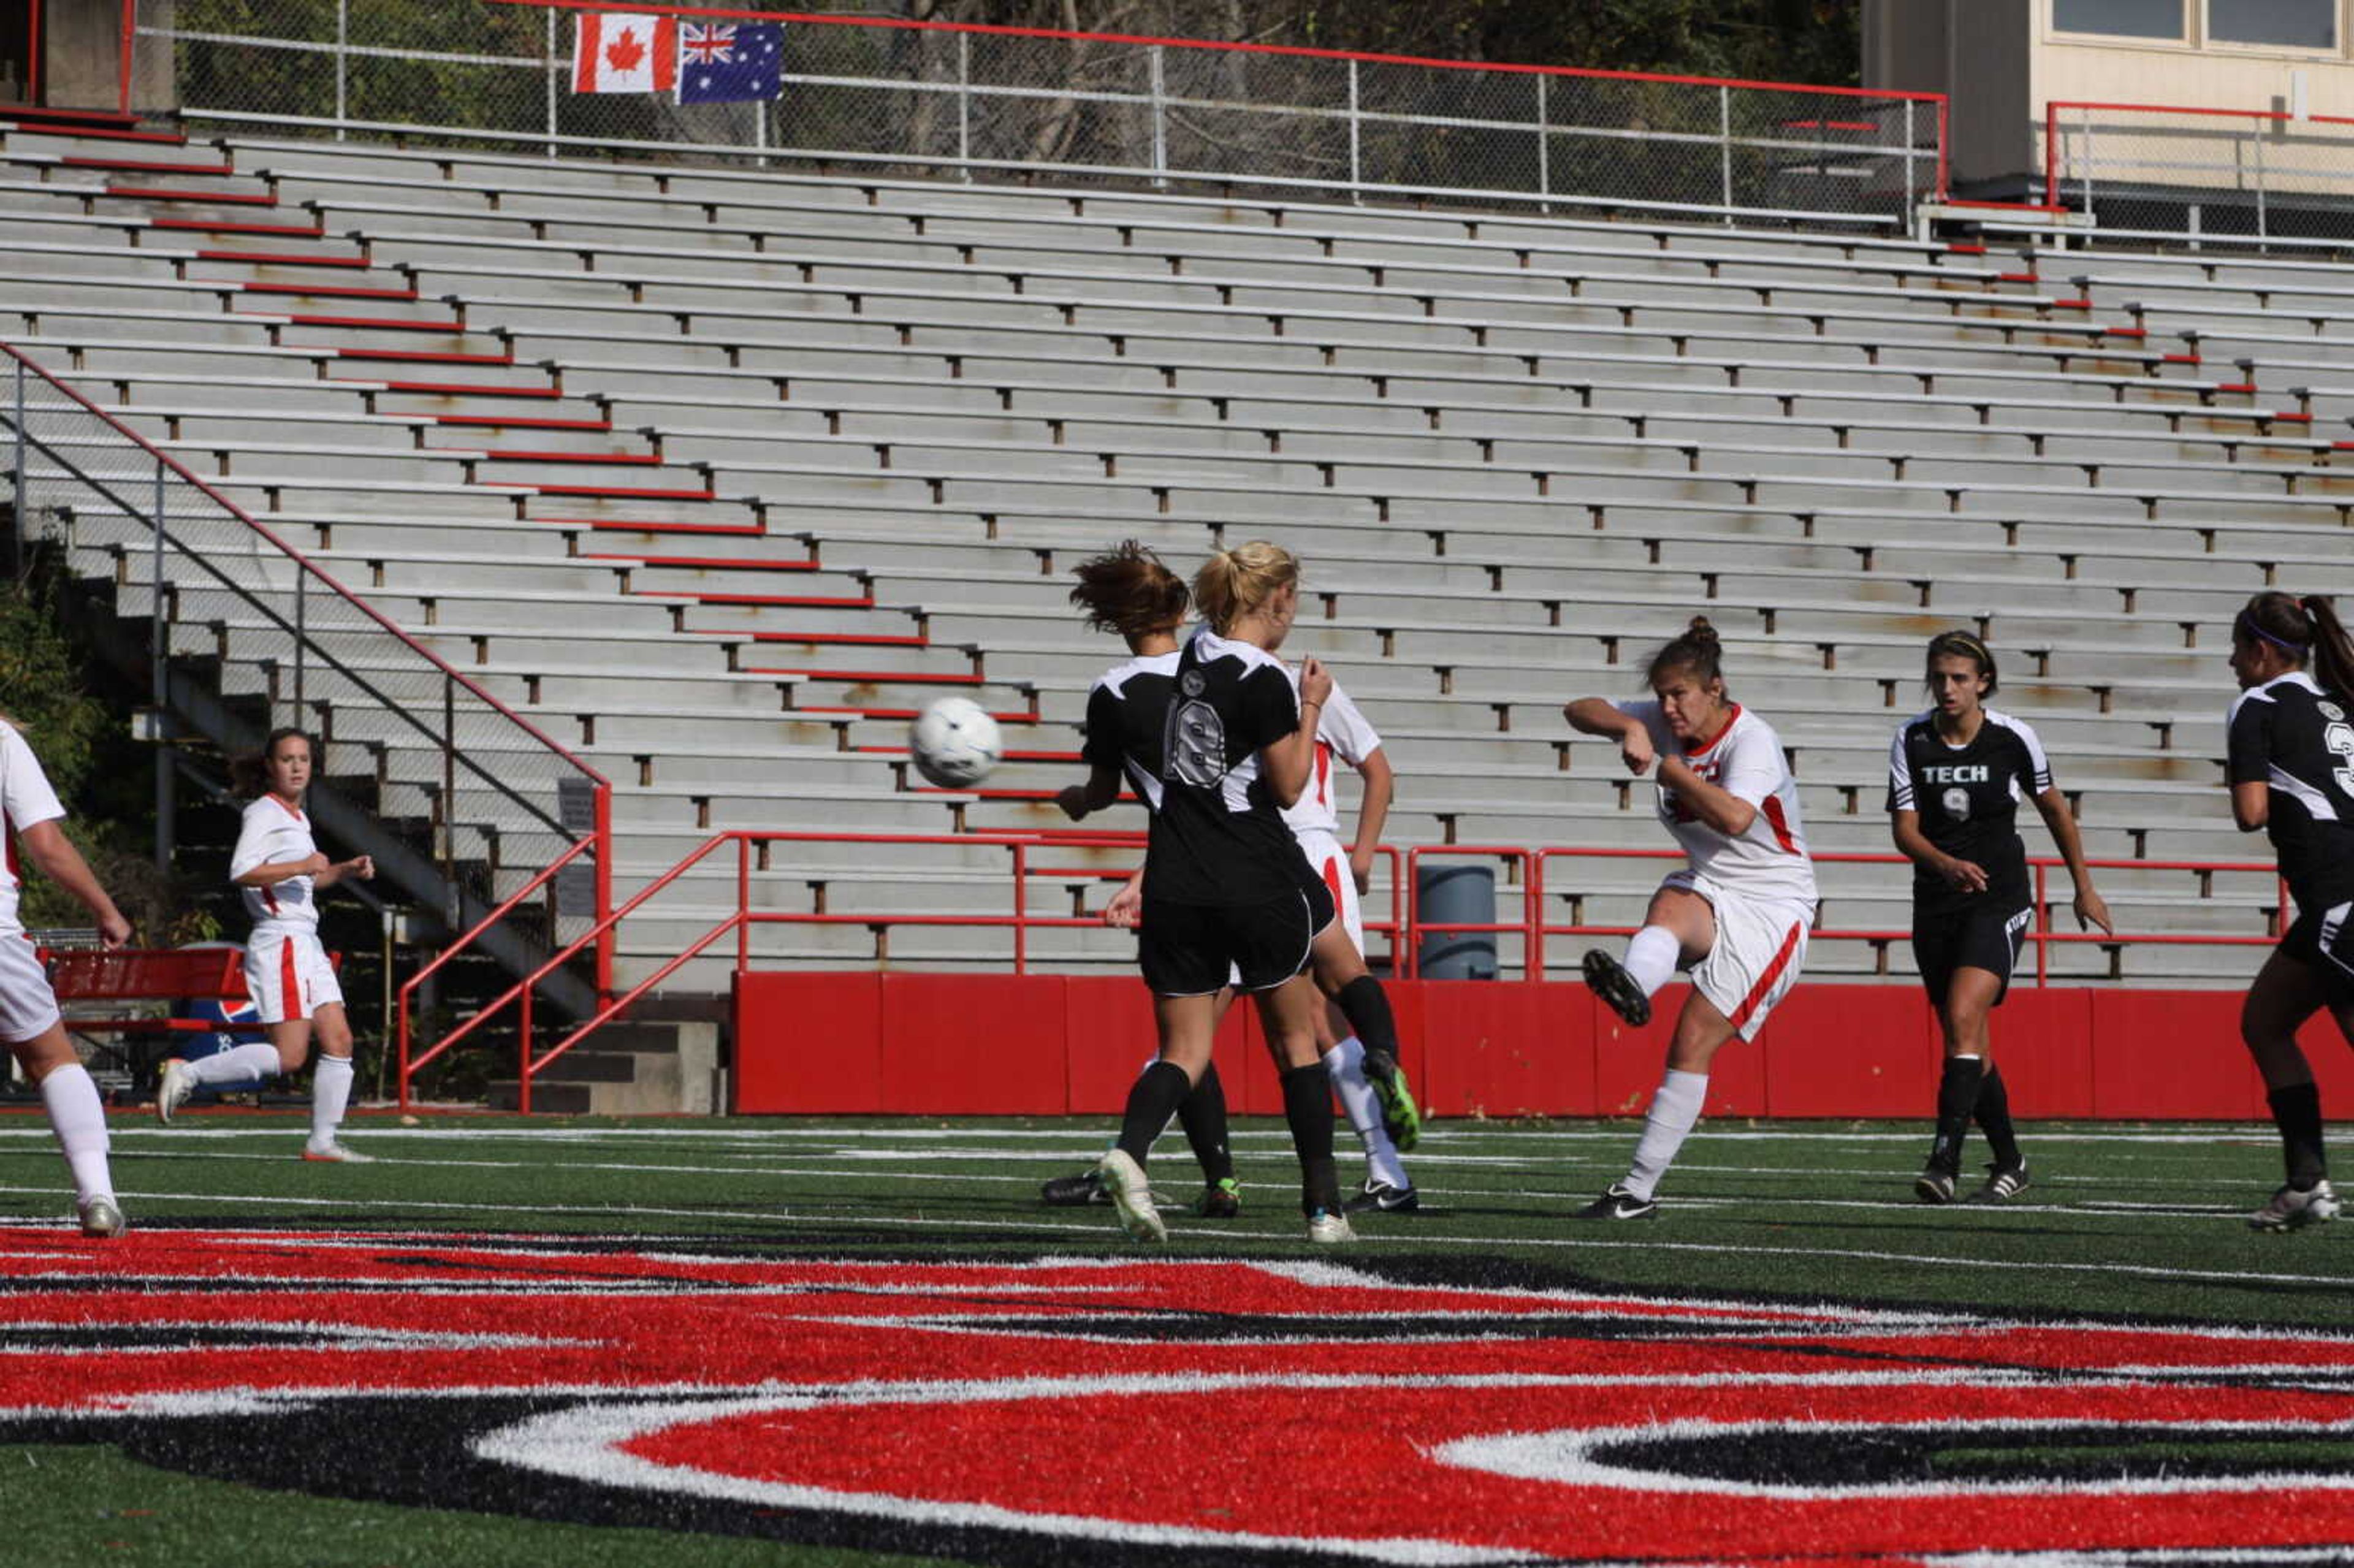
[46,947,252,1038]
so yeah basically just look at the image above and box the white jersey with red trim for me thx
[0,720,65,937]
[1282,674,1382,839]
[231,794,321,934]
[1616,699,1818,908]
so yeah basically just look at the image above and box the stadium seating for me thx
[2,120,2336,998]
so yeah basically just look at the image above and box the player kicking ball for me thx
[1563,618,1818,1220]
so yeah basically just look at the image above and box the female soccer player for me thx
[2225,592,2354,1232]
[1889,630,2111,1203]
[0,715,134,1235]
[156,728,373,1161]
[1060,542,1359,1243]
[1564,618,1818,1220]
[1095,638,1417,1211]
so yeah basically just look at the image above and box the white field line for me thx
[2,1183,2346,1289]
[0,1125,2295,1146]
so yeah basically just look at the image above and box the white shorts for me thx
[0,933,61,1045]
[1665,870,1811,1043]
[245,929,341,1026]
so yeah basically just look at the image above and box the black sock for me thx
[1116,1061,1194,1168]
[1279,1063,1343,1217]
[1333,975,1400,1079]
[1175,1062,1233,1187]
[1973,1065,2021,1171]
[1929,1056,1986,1175]
[2268,1083,2328,1191]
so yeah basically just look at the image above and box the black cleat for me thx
[1582,949,1653,1029]
[1344,1178,1420,1215]
[1193,1178,1242,1219]
[1358,1049,1423,1154]
[1962,1160,2030,1204]
[1914,1165,1959,1204]
[1040,1169,1110,1207]
[1571,1183,1658,1221]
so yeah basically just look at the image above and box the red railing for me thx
[398,826,2282,1110]
[1,340,614,998]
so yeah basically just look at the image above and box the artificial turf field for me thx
[1,1111,2350,1567]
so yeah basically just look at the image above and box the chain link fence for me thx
[2045,102,2354,252]
[133,0,1944,230]
[0,343,611,1008]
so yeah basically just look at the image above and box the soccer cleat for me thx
[1914,1165,1959,1204]
[1040,1169,1109,1207]
[1305,1208,1356,1244]
[1965,1160,2031,1203]
[301,1141,374,1164]
[1582,949,1653,1029]
[1095,1149,1165,1243]
[1355,1046,1423,1154]
[1571,1184,1658,1221]
[155,1059,196,1125]
[1344,1178,1420,1214]
[77,1197,126,1239]
[2250,1179,2340,1233]
[1194,1178,1241,1219]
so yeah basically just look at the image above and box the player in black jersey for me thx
[1059,542,1358,1243]
[1040,543,1244,1218]
[1888,631,2111,1205]
[2226,591,2354,1232]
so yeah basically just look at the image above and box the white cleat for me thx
[154,1059,196,1126]
[1306,1208,1357,1244]
[1094,1149,1165,1243]
[2250,1179,2339,1232]
[77,1197,126,1238]
[302,1141,374,1164]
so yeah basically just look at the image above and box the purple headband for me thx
[2237,609,2310,656]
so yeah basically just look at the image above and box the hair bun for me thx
[1685,616,1718,645]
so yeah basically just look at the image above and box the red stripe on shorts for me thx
[1727,920,1804,1032]
[278,938,301,1019]
[1320,853,1345,913]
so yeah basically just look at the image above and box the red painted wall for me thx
[731,974,2318,1119]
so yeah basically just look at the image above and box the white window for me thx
[2053,0,2188,37]
[2207,0,2337,47]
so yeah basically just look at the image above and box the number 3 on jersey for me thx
[2328,719,2354,796]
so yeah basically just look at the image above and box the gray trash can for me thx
[1416,862,1498,980]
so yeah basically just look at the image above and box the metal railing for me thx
[2045,100,2354,251]
[0,341,613,1003]
[124,0,1946,231]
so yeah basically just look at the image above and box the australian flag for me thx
[676,21,783,105]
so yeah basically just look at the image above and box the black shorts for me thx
[1139,881,1335,997]
[1911,898,2034,1007]
[2282,899,2354,992]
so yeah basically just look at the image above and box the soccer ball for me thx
[908,697,1004,790]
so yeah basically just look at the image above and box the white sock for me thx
[1622,925,1681,998]
[1623,1068,1709,1201]
[310,1054,354,1147]
[1324,1037,1408,1190]
[39,1064,113,1207]
[185,1041,283,1086]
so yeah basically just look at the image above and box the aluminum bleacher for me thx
[1,119,2336,1004]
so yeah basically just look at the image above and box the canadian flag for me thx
[573,12,678,94]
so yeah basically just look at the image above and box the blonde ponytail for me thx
[1192,542,1300,636]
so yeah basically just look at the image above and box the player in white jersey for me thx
[1563,618,1819,1220]
[156,728,375,1160]
[0,717,135,1236]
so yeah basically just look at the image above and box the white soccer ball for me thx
[908,696,1004,790]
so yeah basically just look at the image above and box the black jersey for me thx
[2226,671,2354,906]
[1106,628,1306,908]
[1081,649,1179,804]
[1887,708,2052,913]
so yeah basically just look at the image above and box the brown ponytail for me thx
[1646,615,1727,693]
[231,727,314,800]
[2304,595,2354,702]
[1068,541,1187,641]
